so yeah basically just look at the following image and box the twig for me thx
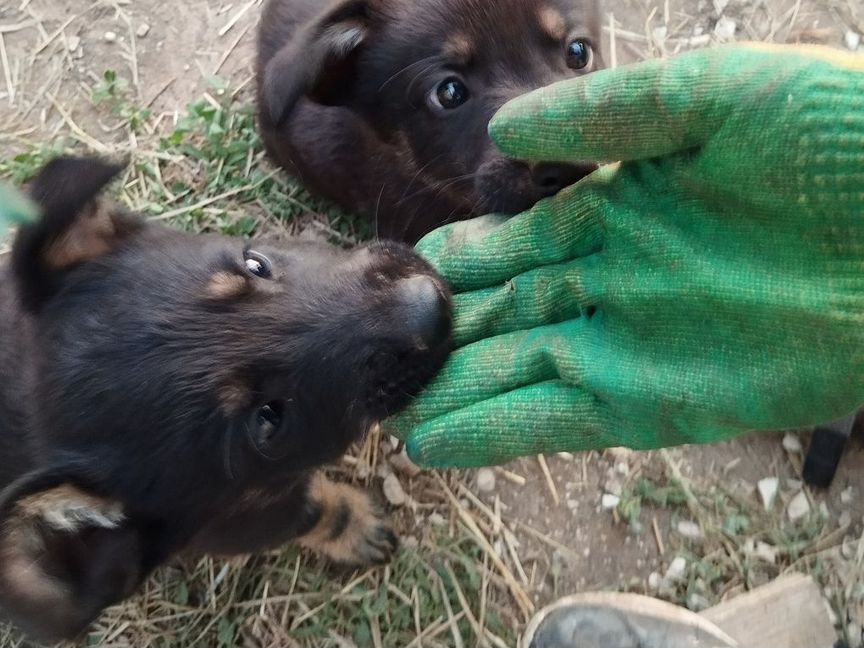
[652,515,666,556]
[435,570,465,648]
[537,454,560,506]
[0,33,13,106]
[46,92,110,152]
[218,0,256,37]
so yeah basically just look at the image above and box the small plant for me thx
[92,70,152,132]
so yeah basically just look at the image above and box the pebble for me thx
[687,594,711,611]
[840,486,855,505]
[428,512,446,527]
[676,520,703,542]
[104,31,117,43]
[601,493,620,510]
[786,478,803,492]
[604,477,623,497]
[606,447,633,463]
[136,23,151,38]
[566,498,580,512]
[713,16,736,41]
[787,490,810,521]
[382,474,406,506]
[846,30,861,51]
[712,0,729,14]
[401,536,418,549]
[755,541,777,564]
[647,572,663,590]
[66,35,81,52]
[388,449,422,478]
[757,477,779,511]
[782,433,803,453]
[476,468,496,493]
[614,462,630,477]
[665,556,687,581]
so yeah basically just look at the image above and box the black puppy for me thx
[0,157,451,642]
[257,0,602,243]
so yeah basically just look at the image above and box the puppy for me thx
[257,0,602,243]
[0,156,451,642]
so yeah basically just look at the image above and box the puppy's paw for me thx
[298,476,398,566]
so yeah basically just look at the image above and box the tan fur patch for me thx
[16,484,124,531]
[442,32,474,63]
[218,379,253,416]
[43,200,120,270]
[206,271,250,300]
[538,6,567,41]
[297,473,396,565]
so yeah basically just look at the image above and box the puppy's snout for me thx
[394,275,450,349]
[531,162,597,197]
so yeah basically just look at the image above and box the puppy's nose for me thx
[531,162,597,196]
[395,275,450,349]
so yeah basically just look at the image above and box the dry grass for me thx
[0,0,862,646]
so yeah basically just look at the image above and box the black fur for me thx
[0,156,451,641]
[257,0,603,243]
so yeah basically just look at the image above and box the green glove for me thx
[0,180,37,242]
[389,43,864,468]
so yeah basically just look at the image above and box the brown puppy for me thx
[257,0,602,243]
[0,157,451,642]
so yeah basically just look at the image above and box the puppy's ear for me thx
[0,472,147,642]
[263,0,373,126]
[11,155,145,311]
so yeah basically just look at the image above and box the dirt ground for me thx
[1,0,863,646]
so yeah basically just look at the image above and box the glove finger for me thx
[451,253,601,347]
[387,318,592,439]
[488,45,807,163]
[416,168,612,292]
[403,381,611,468]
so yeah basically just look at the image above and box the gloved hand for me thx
[0,181,36,241]
[388,43,864,468]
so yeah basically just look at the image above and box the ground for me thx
[0,0,863,646]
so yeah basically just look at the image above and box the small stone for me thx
[712,0,728,15]
[66,35,81,52]
[382,474,406,506]
[713,16,736,41]
[401,535,418,549]
[652,25,668,44]
[787,490,810,521]
[389,449,422,478]
[103,30,117,43]
[557,452,574,461]
[566,498,580,512]
[136,23,150,38]
[614,462,630,476]
[845,30,861,51]
[601,493,620,510]
[665,556,687,581]
[757,477,779,511]
[754,541,777,564]
[582,546,591,558]
[676,520,703,542]
[428,512,446,527]
[476,468,496,493]
[606,447,633,463]
[840,486,854,505]
[782,433,803,453]
[647,572,662,590]
[786,478,803,492]
[604,477,623,497]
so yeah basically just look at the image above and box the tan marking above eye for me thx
[205,271,250,300]
[538,6,567,42]
[218,379,252,417]
[442,32,474,64]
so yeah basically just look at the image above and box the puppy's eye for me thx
[250,401,285,457]
[430,77,470,110]
[244,251,272,279]
[566,39,592,69]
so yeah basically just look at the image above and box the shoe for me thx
[522,592,737,648]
